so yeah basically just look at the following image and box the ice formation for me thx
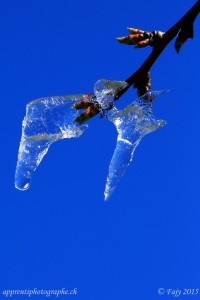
[94,79,128,110]
[15,79,166,201]
[15,95,94,191]
[103,91,166,200]
[15,80,126,191]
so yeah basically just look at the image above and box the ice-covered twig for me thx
[73,1,200,124]
[74,79,128,124]
[15,80,127,192]
[15,80,167,201]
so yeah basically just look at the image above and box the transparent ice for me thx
[94,79,128,110]
[103,91,167,200]
[15,79,126,191]
[15,79,166,200]
[15,94,95,191]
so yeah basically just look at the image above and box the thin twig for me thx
[116,0,200,99]
[75,0,200,124]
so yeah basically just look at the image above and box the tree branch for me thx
[75,0,200,124]
[116,0,200,99]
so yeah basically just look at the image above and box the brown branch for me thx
[116,0,200,99]
[75,0,200,124]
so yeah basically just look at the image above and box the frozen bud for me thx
[73,100,92,110]
[74,105,99,124]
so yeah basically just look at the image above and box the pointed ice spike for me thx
[104,91,167,200]
[15,94,95,191]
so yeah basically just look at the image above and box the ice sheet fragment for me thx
[104,91,167,201]
[15,95,94,190]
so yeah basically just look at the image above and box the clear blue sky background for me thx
[0,1,200,299]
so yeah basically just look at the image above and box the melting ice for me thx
[15,80,127,191]
[103,90,166,200]
[15,95,94,190]
[15,79,166,201]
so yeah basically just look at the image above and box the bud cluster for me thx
[117,27,164,48]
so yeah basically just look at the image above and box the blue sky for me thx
[0,0,200,299]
